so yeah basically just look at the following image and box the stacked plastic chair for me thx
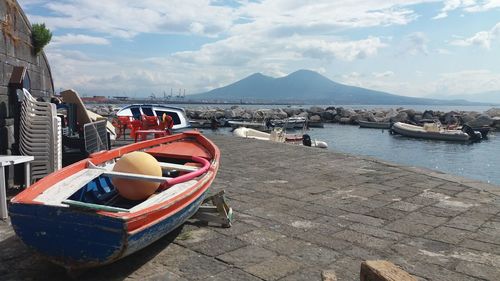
[19,89,62,181]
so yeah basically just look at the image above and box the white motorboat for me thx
[116,104,190,130]
[391,122,481,142]
[272,116,307,129]
[233,127,328,148]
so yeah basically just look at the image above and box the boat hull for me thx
[9,190,207,268]
[392,122,470,142]
[9,131,219,269]
[358,121,391,129]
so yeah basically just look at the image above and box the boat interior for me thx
[33,139,213,213]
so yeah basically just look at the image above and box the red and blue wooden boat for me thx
[9,131,219,269]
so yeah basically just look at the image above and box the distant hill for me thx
[441,90,500,105]
[191,69,481,105]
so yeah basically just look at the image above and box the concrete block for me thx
[321,270,337,281]
[360,260,417,281]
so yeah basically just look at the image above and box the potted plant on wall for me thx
[31,23,52,55]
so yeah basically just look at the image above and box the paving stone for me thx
[404,212,449,227]
[454,260,500,281]
[388,201,423,212]
[401,237,456,253]
[404,196,440,206]
[277,266,323,281]
[445,216,487,232]
[402,262,483,281]
[212,221,256,236]
[389,243,453,268]
[347,223,407,241]
[244,255,302,281]
[338,213,386,227]
[313,215,353,228]
[206,268,262,281]
[264,237,340,266]
[437,183,468,192]
[217,245,278,267]
[460,239,500,255]
[175,228,223,247]
[238,229,287,246]
[368,207,408,221]
[326,256,362,281]
[384,220,434,236]
[144,270,188,281]
[333,230,393,249]
[2,134,500,281]
[187,235,248,257]
[424,226,473,245]
[419,206,463,218]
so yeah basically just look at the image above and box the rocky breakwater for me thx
[186,106,500,130]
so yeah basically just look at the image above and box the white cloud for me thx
[372,71,395,78]
[52,34,110,46]
[400,32,429,56]
[434,0,500,19]
[450,22,500,49]
[293,37,387,61]
[434,69,500,95]
[27,0,236,38]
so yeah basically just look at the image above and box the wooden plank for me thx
[129,180,197,212]
[158,162,199,172]
[360,260,417,281]
[62,199,130,213]
[34,169,105,205]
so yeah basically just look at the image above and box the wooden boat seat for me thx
[146,141,211,159]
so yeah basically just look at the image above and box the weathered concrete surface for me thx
[1,134,500,280]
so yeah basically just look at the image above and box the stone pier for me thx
[1,135,499,280]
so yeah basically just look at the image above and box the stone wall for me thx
[0,0,54,156]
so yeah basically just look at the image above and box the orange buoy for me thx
[112,151,162,200]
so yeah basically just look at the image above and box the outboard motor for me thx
[302,134,312,147]
[462,124,482,142]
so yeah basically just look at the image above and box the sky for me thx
[19,0,500,100]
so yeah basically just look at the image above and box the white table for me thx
[1,155,34,220]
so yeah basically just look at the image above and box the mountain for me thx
[191,70,481,105]
[440,91,500,105]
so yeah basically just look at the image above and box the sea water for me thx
[204,124,499,185]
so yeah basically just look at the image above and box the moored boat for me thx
[391,122,480,142]
[233,127,328,148]
[116,104,190,130]
[358,120,391,129]
[9,131,219,269]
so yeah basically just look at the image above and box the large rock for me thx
[360,112,377,122]
[443,111,460,124]
[422,110,434,120]
[466,114,494,127]
[492,117,500,129]
[485,108,500,117]
[296,111,309,118]
[310,114,322,122]
[224,106,246,119]
[389,112,409,123]
[308,106,324,115]
[337,107,356,118]
[283,107,303,117]
[400,109,416,119]
[321,110,336,121]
